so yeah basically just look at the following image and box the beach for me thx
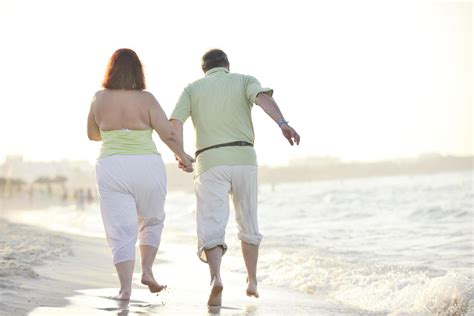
[0,218,112,315]
[0,218,357,316]
[0,170,472,315]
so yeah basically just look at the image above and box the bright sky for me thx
[0,0,471,166]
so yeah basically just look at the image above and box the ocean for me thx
[7,170,473,315]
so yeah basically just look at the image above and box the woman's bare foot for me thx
[207,277,223,306]
[111,289,131,301]
[141,272,166,293]
[246,279,259,298]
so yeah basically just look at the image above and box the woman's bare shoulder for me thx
[139,90,160,105]
[92,89,107,101]
[140,90,156,99]
[94,89,107,95]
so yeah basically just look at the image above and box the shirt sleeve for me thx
[170,87,192,123]
[245,75,273,104]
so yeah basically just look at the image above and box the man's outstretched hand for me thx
[281,124,300,146]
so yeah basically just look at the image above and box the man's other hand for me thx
[281,124,300,146]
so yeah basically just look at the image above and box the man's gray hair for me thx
[201,49,229,72]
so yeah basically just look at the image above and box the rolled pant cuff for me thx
[138,242,159,249]
[238,232,263,246]
[113,256,136,265]
[198,240,228,263]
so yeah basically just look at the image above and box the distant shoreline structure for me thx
[166,154,473,190]
[259,154,473,184]
[0,154,472,196]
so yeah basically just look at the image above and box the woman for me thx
[87,48,193,300]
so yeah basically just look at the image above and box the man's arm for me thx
[169,119,184,151]
[255,92,300,145]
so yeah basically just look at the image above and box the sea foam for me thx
[258,249,473,315]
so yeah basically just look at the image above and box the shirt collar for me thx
[205,67,229,76]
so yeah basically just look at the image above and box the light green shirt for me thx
[99,128,159,158]
[171,67,273,176]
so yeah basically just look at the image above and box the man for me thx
[170,49,300,306]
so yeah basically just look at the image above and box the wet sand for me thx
[0,217,357,315]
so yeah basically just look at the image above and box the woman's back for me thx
[91,90,161,158]
[93,89,153,131]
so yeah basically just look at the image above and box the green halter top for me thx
[99,128,159,158]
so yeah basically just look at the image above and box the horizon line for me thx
[0,152,472,166]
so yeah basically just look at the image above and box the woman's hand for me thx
[176,153,195,172]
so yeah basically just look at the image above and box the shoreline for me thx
[0,216,359,316]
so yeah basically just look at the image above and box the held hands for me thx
[176,153,195,173]
[281,124,300,146]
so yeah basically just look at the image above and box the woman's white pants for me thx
[96,154,166,264]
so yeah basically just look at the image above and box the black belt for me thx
[195,141,253,157]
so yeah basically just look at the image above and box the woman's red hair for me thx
[102,48,146,90]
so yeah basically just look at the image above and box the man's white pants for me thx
[195,165,262,262]
[96,154,166,264]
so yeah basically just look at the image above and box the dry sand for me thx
[0,219,116,315]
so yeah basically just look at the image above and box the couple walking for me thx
[87,48,300,306]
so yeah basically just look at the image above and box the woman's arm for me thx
[148,94,194,171]
[87,97,101,141]
[169,118,194,171]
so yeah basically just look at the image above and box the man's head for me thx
[201,49,229,73]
